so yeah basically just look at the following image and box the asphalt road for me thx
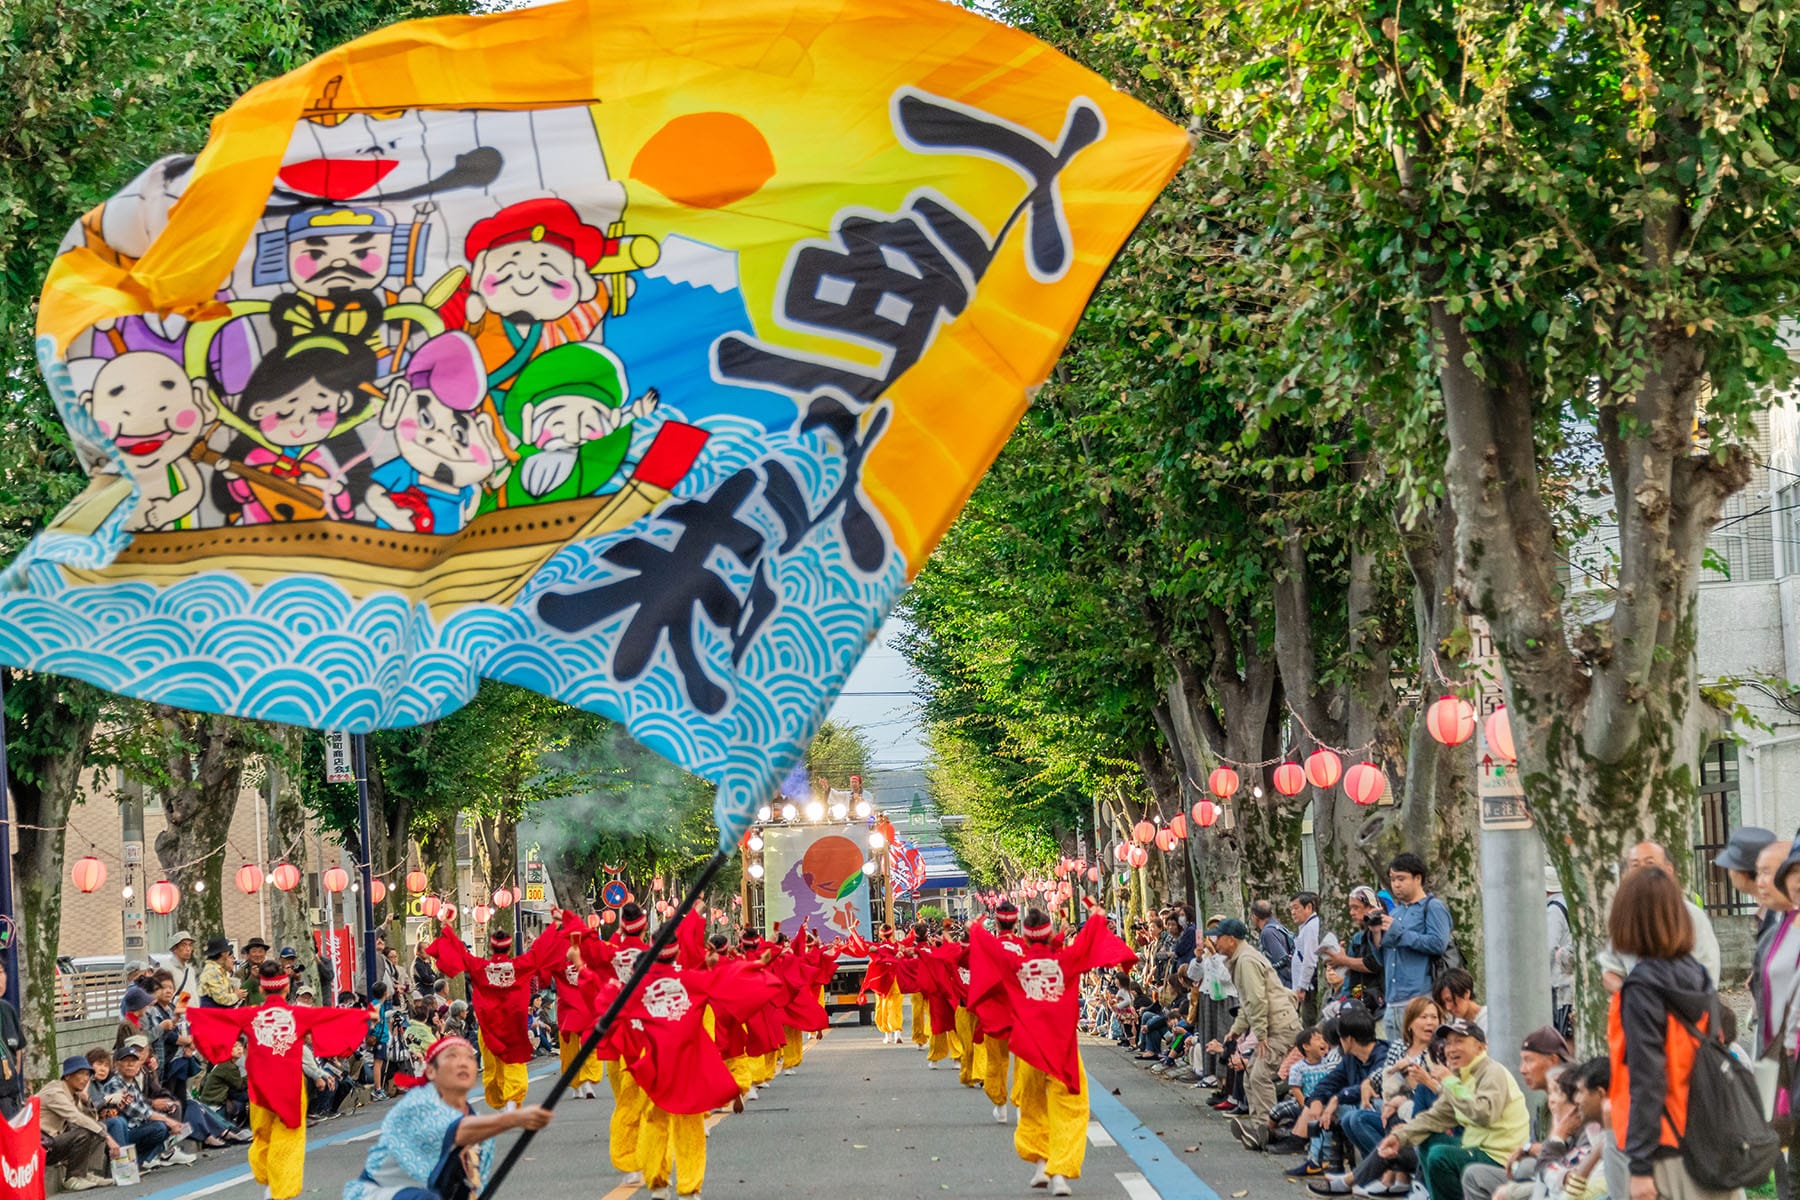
[97,1010,1286,1200]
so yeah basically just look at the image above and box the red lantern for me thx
[1132,820,1155,844]
[420,894,442,918]
[1207,766,1239,799]
[1272,762,1307,797]
[322,866,350,894]
[472,904,492,925]
[492,887,515,909]
[368,879,388,904]
[1113,843,1130,864]
[1168,813,1188,839]
[1485,706,1517,764]
[146,879,181,915]
[70,856,106,894]
[1192,799,1220,828]
[1305,748,1343,789]
[1426,696,1476,747]
[1343,762,1388,806]
[405,870,429,894]
[602,909,617,925]
[235,863,263,895]
[270,862,302,892]
[1127,846,1149,868]
[1156,829,1178,853]
[585,913,602,931]
[1086,867,1100,883]
[1058,881,1073,899]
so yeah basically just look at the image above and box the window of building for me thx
[1696,739,1748,915]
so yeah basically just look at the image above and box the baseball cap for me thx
[1442,1017,1487,1042]
[1521,1026,1571,1059]
[114,1044,142,1061]
[1213,917,1250,939]
[279,946,299,960]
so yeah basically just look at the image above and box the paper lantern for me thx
[420,894,442,918]
[492,887,515,909]
[1127,846,1150,868]
[271,862,302,892]
[1086,867,1100,883]
[1343,762,1388,806]
[1305,748,1343,789]
[1113,843,1130,864]
[1168,813,1188,839]
[368,879,388,904]
[602,910,617,924]
[70,856,106,894]
[1485,706,1517,764]
[1425,696,1476,747]
[146,879,181,915]
[1207,766,1239,799]
[472,904,492,925]
[585,913,602,931]
[1192,799,1220,828]
[1156,829,1178,853]
[1132,820,1155,844]
[406,870,429,894]
[235,863,263,895]
[1058,881,1073,899]
[1272,762,1306,797]
[322,866,350,894]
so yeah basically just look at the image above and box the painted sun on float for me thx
[630,112,776,209]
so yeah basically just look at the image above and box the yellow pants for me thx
[726,1054,754,1094]
[982,1034,1013,1107]
[755,1049,779,1083]
[956,1009,980,1087]
[928,1021,962,1064]
[638,1105,707,1197]
[606,1057,626,1100]
[609,1065,649,1171]
[248,1100,306,1200]
[874,985,904,1033]
[1013,1059,1089,1179]
[908,995,931,1044]
[480,1043,529,1110]
[559,1033,606,1086]
[782,1026,805,1069]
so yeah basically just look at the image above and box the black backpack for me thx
[1664,998,1781,1190]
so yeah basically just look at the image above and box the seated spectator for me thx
[1268,1024,1342,1173]
[1433,968,1486,1029]
[1375,1018,1529,1200]
[1460,1028,1575,1200]
[99,1043,192,1169]
[36,1055,114,1191]
[1295,1003,1391,1171]
[195,1040,250,1127]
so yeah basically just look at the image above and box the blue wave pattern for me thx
[1,346,907,848]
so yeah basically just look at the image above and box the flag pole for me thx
[353,733,379,1000]
[0,673,18,1011]
[480,846,730,1199]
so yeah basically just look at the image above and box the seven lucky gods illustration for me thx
[10,0,1187,839]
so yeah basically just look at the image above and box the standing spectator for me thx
[1759,839,1800,1200]
[412,944,438,997]
[236,938,272,994]
[1252,900,1297,989]
[1606,865,1741,1200]
[166,932,201,1006]
[1173,906,1198,974]
[1371,853,1454,1043]
[1716,827,1778,916]
[36,1055,115,1190]
[1207,917,1303,1151]
[0,960,25,1120]
[1600,841,1721,989]
[199,937,246,1007]
[1546,868,1575,1038]
[1322,886,1385,1018]
[1375,1018,1529,1200]
[1291,893,1323,1025]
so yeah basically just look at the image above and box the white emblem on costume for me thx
[642,977,692,1020]
[485,961,516,988]
[959,967,972,986]
[1016,958,1065,1002]
[612,948,641,983]
[2,1155,38,1188]
[565,964,582,985]
[251,1006,299,1056]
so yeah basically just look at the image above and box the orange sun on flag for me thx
[631,112,776,209]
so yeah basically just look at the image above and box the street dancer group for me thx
[204,897,1127,1200]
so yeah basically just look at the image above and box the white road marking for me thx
[1116,1171,1162,1200]
[1088,1121,1117,1146]
[181,1174,252,1198]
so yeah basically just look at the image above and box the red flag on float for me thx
[0,1098,45,1200]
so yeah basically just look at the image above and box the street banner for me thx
[3,0,1188,848]
[313,926,354,999]
[0,1099,45,1200]
[890,837,926,897]
[323,730,355,783]
[762,823,873,943]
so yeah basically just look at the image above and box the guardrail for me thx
[56,970,133,1023]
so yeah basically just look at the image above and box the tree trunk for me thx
[151,711,253,947]
[4,675,98,1085]
[266,727,316,971]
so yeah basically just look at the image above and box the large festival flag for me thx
[3,0,1188,848]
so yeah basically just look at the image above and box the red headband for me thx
[424,1036,474,1066]
[1023,923,1054,941]
[259,974,290,991]
[622,914,647,934]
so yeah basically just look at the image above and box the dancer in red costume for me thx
[426,914,570,1110]
[769,932,829,1075]
[550,914,608,1100]
[851,926,905,1041]
[894,925,933,1049]
[617,913,779,1200]
[188,963,369,1200]
[969,902,1135,1197]
[736,930,786,1092]
[578,902,653,1179]
[925,926,981,1087]
[973,901,1025,1120]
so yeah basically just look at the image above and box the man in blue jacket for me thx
[1370,853,1453,1041]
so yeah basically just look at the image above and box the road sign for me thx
[122,840,143,866]
[324,731,355,783]
[524,860,547,904]
[1471,620,1531,831]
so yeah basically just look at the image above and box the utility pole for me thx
[353,734,379,1000]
